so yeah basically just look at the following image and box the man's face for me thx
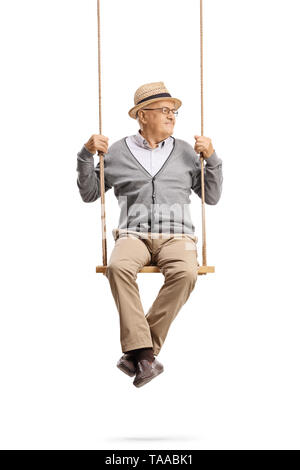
[138,99,177,137]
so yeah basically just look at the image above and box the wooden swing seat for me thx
[96,264,215,274]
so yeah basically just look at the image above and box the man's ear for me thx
[138,110,146,124]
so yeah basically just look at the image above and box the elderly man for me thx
[76,82,223,388]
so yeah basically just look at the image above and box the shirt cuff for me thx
[78,145,95,160]
[204,150,222,167]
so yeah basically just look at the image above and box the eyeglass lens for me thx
[163,107,178,115]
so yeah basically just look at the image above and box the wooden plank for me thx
[96,265,215,274]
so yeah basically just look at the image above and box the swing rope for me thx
[95,0,213,275]
[97,0,107,267]
[199,0,207,267]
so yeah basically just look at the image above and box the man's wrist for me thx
[204,150,222,167]
[206,148,215,159]
[83,144,94,156]
[77,145,95,162]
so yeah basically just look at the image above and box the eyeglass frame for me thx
[139,106,179,116]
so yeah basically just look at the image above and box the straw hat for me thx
[128,81,182,119]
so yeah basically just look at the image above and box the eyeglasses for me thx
[141,106,179,117]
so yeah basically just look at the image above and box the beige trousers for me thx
[105,229,200,356]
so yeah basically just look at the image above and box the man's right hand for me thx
[84,134,109,155]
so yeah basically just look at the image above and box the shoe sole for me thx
[117,363,136,377]
[133,368,164,388]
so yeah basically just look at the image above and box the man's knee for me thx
[182,268,198,287]
[106,260,136,279]
[167,265,198,286]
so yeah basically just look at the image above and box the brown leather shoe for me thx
[116,353,136,377]
[133,358,164,388]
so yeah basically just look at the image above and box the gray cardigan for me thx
[76,136,223,235]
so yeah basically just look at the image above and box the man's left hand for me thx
[194,135,214,158]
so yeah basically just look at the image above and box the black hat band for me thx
[137,93,172,105]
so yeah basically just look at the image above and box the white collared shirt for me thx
[125,129,174,177]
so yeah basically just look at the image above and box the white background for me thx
[0,0,300,450]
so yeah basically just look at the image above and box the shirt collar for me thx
[134,129,171,149]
